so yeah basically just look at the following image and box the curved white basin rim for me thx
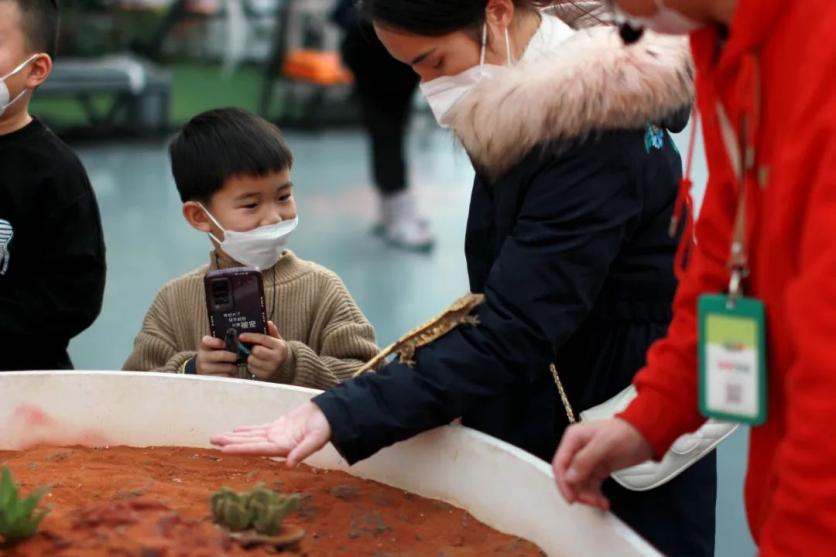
[0,371,659,557]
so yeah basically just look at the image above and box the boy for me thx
[0,0,106,370]
[123,108,378,389]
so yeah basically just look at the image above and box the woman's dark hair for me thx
[169,107,293,203]
[358,0,551,36]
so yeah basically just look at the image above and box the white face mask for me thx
[0,54,40,118]
[613,0,702,35]
[201,205,299,270]
[419,23,512,128]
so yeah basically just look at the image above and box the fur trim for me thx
[449,27,694,179]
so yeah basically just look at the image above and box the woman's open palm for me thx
[210,402,332,467]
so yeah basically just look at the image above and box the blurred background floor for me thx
[65,121,754,557]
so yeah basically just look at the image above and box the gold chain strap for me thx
[549,363,577,424]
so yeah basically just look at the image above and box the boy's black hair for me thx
[6,0,60,58]
[169,107,294,204]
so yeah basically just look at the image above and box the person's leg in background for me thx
[340,20,433,251]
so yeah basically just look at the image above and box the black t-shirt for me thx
[0,118,106,370]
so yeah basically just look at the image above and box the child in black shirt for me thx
[0,0,106,370]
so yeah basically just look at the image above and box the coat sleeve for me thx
[314,142,648,464]
[0,183,106,340]
[271,274,379,390]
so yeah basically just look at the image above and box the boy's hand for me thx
[239,321,288,380]
[196,336,238,377]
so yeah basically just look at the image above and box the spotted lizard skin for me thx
[353,293,485,377]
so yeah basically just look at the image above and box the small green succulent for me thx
[247,487,300,536]
[211,488,253,532]
[0,466,49,547]
[211,485,300,536]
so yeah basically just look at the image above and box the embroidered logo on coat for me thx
[644,125,665,152]
[0,219,13,275]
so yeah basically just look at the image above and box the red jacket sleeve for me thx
[618,105,738,457]
[758,20,836,555]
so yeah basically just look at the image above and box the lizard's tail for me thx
[352,362,374,378]
[352,349,389,378]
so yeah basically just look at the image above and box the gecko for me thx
[353,293,486,377]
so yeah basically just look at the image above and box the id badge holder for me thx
[698,293,767,425]
[700,74,768,425]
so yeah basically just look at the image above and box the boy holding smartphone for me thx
[123,108,378,388]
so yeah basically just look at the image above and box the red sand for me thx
[0,446,543,556]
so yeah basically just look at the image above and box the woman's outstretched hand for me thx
[210,402,332,467]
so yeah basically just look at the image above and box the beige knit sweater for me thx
[123,251,379,389]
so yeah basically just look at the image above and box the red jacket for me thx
[620,0,836,554]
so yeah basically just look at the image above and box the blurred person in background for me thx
[332,0,433,251]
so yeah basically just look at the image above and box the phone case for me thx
[204,267,268,360]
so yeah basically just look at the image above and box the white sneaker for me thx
[376,191,434,252]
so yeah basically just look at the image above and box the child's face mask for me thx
[200,204,299,270]
[0,54,41,117]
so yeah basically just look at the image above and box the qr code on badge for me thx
[725,383,743,405]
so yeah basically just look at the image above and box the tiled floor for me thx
[68,122,754,557]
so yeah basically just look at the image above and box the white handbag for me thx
[550,364,737,491]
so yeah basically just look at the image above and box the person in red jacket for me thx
[554,0,836,554]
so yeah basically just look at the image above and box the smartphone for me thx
[204,266,267,363]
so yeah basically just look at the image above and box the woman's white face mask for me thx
[419,23,513,128]
[612,0,702,35]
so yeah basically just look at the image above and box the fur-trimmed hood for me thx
[448,23,694,179]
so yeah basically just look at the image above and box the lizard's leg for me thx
[399,345,417,367]
[463,315,481,326]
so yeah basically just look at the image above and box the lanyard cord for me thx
[269,264,277,325]
[669,110,700,239]
[670,110,701,278]
[716,53,761,307]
